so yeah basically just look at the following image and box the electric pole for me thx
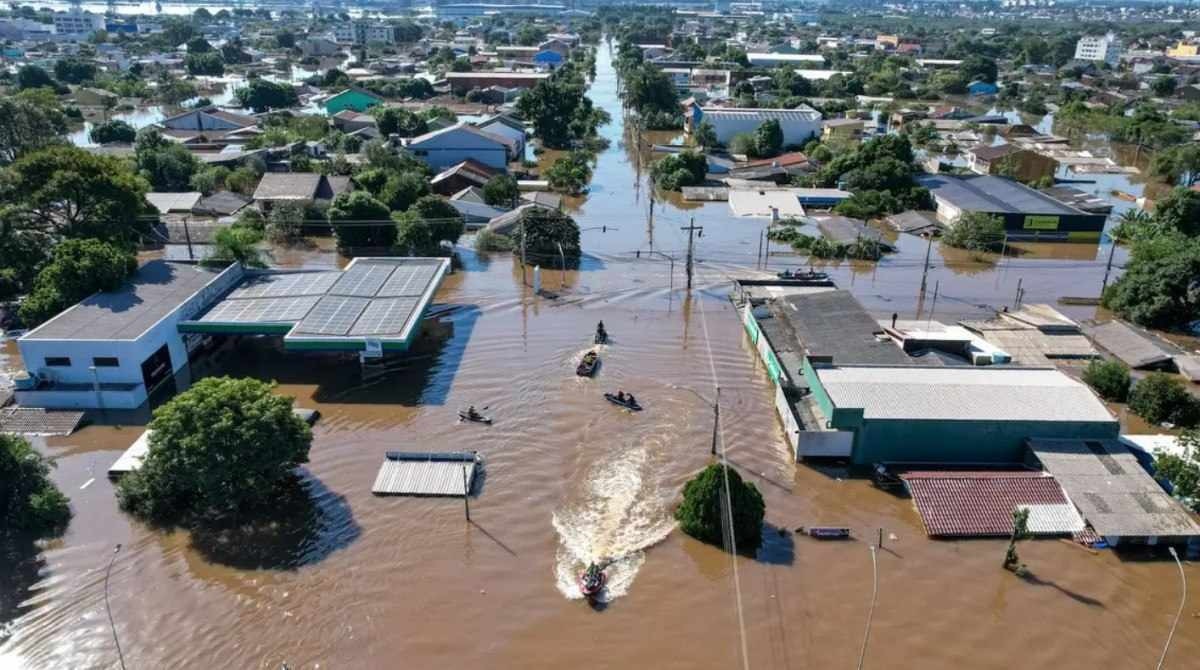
[681,218,703,290]
[919,231,933,295]
[648,197,655,255]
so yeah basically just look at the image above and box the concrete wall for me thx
[705,113,821,147]
[851,418,1120,466]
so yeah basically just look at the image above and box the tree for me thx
[378,171,429,212]
[18,238,137,327]
[942,212,1006,252]
[1150,188,1200,237]
[328,191,395,250]
[1,146,148,242]
[393,195,464,254]
[1002,507,1031,574]
[276,30,296,50]
[266,202,305,243]
[234,79,299,113]
[1128,373,1200,428]
[650,151,706,191]
[1102,232,1200,329]
[206,225,264,268]
[1081,359,1131,402]
[1151,76,1177,97]
[0,434,71,535]
[754,119,784,158]
[189,166,229,195]
[482,175,520,207]
[546,151,594,195]
[675,464,765,553]
[185,52,225,76]
[136,128,200,191]
[1154,430,1200,512]
[622,63,678,116]
[89,119,136,144]
[1150,144,1200,187]
[0,93,67,165]
[693,119,718,150]
[16,65,60,92]
[517,207,581,263]
[372,107,427,137]
[53,57,97,85]
[116,377,312,524]
[959,54,998,84]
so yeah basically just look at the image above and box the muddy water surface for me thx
[2,44,1198,670]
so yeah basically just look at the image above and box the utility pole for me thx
[1100,234,1118,294]
[710,385,721,455]
[648,197,655,255]
[681,218,703,290]
[919,231,933,295]
[520,215,527,287]
[462,465,471,522]
[183,217,194,262]
[1014,277,1024,310]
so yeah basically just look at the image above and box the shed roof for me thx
[902,470,1082,537]
[815,365,1117,422]
[1081,320,1175,369]
[253,172,322,201]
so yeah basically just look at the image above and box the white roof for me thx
[146,191,201,213]
[728,189,806,218]
[109,430,151,476]
[701,105,822,122]
[748,52,825,63]
[795,69,851,80]
[815,365,1117,423]
[1120,434,1188,460]
[1018,503,1086,534]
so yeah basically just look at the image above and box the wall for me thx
[851,418,1120,466]
[707,113,820,147]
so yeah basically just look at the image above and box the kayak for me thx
[604,393,642,411]
[578,569,607,598]
[458,411,492,425]
[576,351,599,377]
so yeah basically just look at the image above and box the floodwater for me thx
[3,44,1199,670]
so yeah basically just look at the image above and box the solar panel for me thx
[229,272,341,299]
[330,263,395,297]
[377,262,439,297]
[200,296,320,323]
[294,296,370,336]
[350,297,420,336]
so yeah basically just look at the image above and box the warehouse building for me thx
[916,174,1108,242]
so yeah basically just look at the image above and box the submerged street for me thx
[2,43,1198,670]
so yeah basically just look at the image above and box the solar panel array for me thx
[190,259,448,344]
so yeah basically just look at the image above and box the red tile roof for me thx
[902,471,1069,537]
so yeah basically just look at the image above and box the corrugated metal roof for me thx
[1028,438,1200,539]
[815,365,1117,423]
[902,470,1076,537]
[1081,320,1175,369]
[702,106,823,123]
[916,174,1090,217]
[372,451,480,496]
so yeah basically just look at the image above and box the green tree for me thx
[1128,373,1200,427]
[89,119,136,144]
[517,207,581,263]
[482,174,520,207]
[208,225,265,268]
[693,119,718,150]
[1081,359,1131,402]
[1003,507,1031,574]
[189,166,229,195]
[675,463,765,553]
[116,377,312,524]
[372,107,427,137]
[1154,430,1200,512]
[16,65,60,92]
[1150,188,1200,237]
[234,79,299,113]
[18,238,137,327]
[1,145,148,241]
[328,191,395,250]
[378,171,429,212]
[0,434,71,535]
[650,151,706,191]
[546,151,594,195]
[53,57,97,84]
[185,52,225,76]
[136,128,200,191]
[276,30,296,50]
[959,54,998,84]
[0,93,67,165]
[185,36,213,53]
[393,195,464,254]
[621,63,679,116]
[266,202,305,243]
[1150,144,1200,187]
[942,212,1006,252]
[754,119,784,158]
[1102,232,1200,329]
[1151,76,1177,97]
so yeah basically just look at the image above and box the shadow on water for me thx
[0,533,46,635]
[188,472,360,570]
[756,523,795,566]
[1018,569,1105,608]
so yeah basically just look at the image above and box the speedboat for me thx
[458,409,492,424]
[603,392,642,411]
[576,350,599,377]
[578,564,606,598]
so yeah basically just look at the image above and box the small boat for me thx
[796,526,852,540]
[777,269,829,281]
[604,392,642,411]
[578,564,607,598]
[458,410,492,424]
[576,351,599,377]
[594,321,609,345]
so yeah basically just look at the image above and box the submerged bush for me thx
[675,463,765,552]
[1081,359,1131,402]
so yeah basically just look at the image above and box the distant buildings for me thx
[334,22,408,45]
[52,9,104,39]
[443,71,550,95]
[966,144,1059,183]
[684,104,823,147]
[1074,33,1122,66]
[1166,40,1200,61]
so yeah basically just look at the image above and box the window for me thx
[93,357,120,367]
[44,357,71,367]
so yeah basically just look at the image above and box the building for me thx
[746,52,825,67]
[156,107,260,145]
[1166,41,1200,61]
[405,122,514,171]
[52,9,104,38]
[685,105,823,147]
[822,118,865,142]
[474,114,527,160]
[966,144,1059,183]
[324,88,385,115]
[967,80,999,96]
[443,71,550,95]
[302,37,341,58]
[334,22,410,45]
[429,159,502,196]
[1074,34,1122,66]
[252,173,351,211]
[916,174,1107,242]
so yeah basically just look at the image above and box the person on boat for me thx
[466,405,480,419]
[596,320,607,337]
[625,392,637,407]
[615,390,626,402]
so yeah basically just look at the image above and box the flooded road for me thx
[3,44,1198,670]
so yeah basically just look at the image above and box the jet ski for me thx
[578,563,607,598]
[458,408,492,424]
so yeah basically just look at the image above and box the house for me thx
[449,187,508,228]
[252,173,350,211]
[444,72,550,95]
[746,52,825,67]
[1167,41,1200,61]
[967,80,999,96]
[146,192,202,215]
[193,191,252,217]
[537,39,571,58]
[302,37,340,58]
[685,104,823,147]
[324,87,384,115]
[966,144,1059,183]
[73,86,119,108]
[822,118,865,142]
[160,106,258,134]
[533,49,565,69]
[405,122,514,172]
[331,110,378,134]
[429,159,502,196]
[474,114,526,160]
[916,174,1107,242]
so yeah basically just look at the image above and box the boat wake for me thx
[551,442,675,602]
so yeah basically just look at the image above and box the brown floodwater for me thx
[3,45,1198,670]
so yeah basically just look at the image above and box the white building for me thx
[0,18,54,41]
[1074,34,1122,66]
[686,105,824,148]
[52,9,104,39]
[334,22,404,45]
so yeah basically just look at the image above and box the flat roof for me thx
[1028,438,1200,539]
[22,261,228,341]
[916,174,1091,217]
[815,365,1117,423]
[771,290,915,366]
[372,451,479,496]
[180,258,449,350]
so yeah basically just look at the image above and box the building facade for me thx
[1074,34,1122,66]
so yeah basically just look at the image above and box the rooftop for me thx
[771,290,915,366]
[1028,438,1200,539]
[701,105,823,122]
[902,470,1083,537]
[1080,320,1175,369]
[22,261,228,341]
[253,172,322,201]
[916,174,1090,217]
[814,365,1117,423]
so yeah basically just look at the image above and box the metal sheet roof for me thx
[372,451,480,496]
[1081,320,1175,369]
[916,174,1091,217]
[903,470,1080,537]
[815,365,1117,423]
[1028,438,1200,539]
